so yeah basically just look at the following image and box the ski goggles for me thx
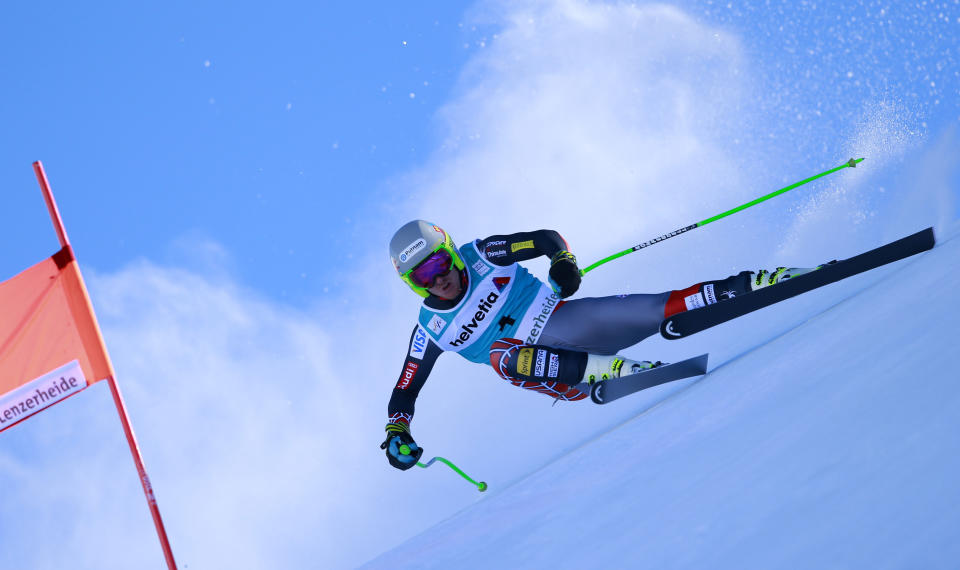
[406,248,454,288]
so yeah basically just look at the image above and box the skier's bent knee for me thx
[489,339,587,384]
[488,339,656,386]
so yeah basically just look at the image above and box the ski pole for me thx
[399,445,488,492]
[580,158,865,276]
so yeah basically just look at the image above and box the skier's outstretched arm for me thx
[478,229,581,297]
[381,325,443,471]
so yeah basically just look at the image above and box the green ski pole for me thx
[580,158,865,276]
[400,445,488,492]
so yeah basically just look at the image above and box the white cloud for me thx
[383,1,762,296]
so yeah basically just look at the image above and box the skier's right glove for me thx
[380,423,423,471]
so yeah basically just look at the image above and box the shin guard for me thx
[489,339,589,401]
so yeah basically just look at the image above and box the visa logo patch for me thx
[409,326,427,360]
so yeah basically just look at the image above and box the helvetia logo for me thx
[449,292,501,347]
[493,277,510,292]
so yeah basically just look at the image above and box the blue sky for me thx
[1,1,958,568]
[1,1,486,302]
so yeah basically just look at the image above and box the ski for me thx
[571,353,709,404]
[660,227,936,340]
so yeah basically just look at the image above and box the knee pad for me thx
[489,338,525,380]
[489,339,586,384]
[488,339,589,402]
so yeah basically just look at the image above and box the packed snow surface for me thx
[365,227,960,569]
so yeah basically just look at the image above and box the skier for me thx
[381,220,813,470]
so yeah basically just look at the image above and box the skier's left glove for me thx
[380,423,423,471]
[549,250,581,298]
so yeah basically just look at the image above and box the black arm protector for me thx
[477,229,569,266]
[387,325,444,425]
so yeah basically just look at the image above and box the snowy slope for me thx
[363,227,960,569]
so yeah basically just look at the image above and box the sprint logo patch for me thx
[517,348,534,376]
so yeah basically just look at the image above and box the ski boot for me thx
[581,355,663,385]
[748,266,818,291]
